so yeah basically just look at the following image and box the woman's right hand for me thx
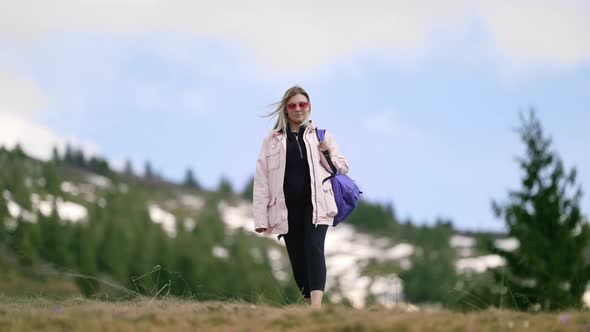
[255,228,267,233]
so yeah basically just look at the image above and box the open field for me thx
[1,296,589,332]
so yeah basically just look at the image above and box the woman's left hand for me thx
[319,142,330,153]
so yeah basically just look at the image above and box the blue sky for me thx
[0,1,589,232]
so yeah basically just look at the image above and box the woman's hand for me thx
[319,142,330,153]
[255,228,267,233]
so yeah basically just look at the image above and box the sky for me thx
[0,0,589,232]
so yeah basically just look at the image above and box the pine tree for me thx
[241,176,254,201]
[51,146,61,163]
[38,203,71,269]
[12,220,41,267]
[399,222,457,306]
[123,159,135,177]
[72,224,100,296]
[12,143,25,158]
[144,161,154,180]
[0,196,7,243]
[42,163,61,194]
[217,176,234,198]
[8,164,31,210]
[97,220,129,281]
[492,110,590,310]
[73,148,86,167]
[64,144,73,163]
[183,168,200,190]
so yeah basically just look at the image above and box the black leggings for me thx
[282,198,329,299]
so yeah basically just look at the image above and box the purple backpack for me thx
[317,129,362,226]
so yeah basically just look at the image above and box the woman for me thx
[253,85,349,309]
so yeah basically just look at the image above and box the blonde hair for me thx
[264,85,311,134]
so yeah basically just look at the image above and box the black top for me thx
[283,126,312,204]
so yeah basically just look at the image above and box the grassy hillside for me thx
[1,145,588,310]
[0,245,79,298]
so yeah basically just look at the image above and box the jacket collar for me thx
[273,120,317,139]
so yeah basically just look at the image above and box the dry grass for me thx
[1,296,589,332]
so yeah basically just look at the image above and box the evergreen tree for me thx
[0,196,7,243]
[12,143,25,158]
[144,161,154,180]
[217,176,234,199]
[242,176,254,201]
[7,164,31,210]
[346,199,398,233]
[399,222,457,306]
[72,224,100,296]
[88,156,111,176]
[72,148,86,167]
[38,203,71,269]
[197,197,226,245]
[492,110,590,310]
[42,163,61,194]
[128,209,159,294]
[64,143,73,163]
[97,219,130,281]
[12,219,41,266]
[183,168,201,190]
[51,146,61,163]
[123,159,135,177]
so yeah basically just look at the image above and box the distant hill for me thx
[1,144,586,309]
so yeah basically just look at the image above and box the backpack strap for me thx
[315,129,338,176]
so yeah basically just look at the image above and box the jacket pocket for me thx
[323,184,338,218]
[267,196,278,226]
[266,150,280,170]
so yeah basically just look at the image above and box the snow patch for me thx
[38,200,53,216]
[325,224,408,308]
[60,182,98,203]
[370,275,404,308]
[56,198,88,223]
[495,238,519,252]
[219,201,254,232]
[385,243,414,260]
[30,193,52,217]
[6,200,21,219]
[87,174,112,188]
[179,194,204,210]
[184,217,197,232]
[60,181,79,196]
[148,203,177,238]
[450,235,476,248]
[456,254,505,273]
[212,245,229,259]
[268,247,289,282]
[4,192,36,223]
[584,288,590,309]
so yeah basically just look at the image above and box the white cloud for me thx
[0,68,98,160]
[478,0,590,72]
[2,0,587,74]
[0,68,48,116]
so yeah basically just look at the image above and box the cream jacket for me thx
[253,120,350,235]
